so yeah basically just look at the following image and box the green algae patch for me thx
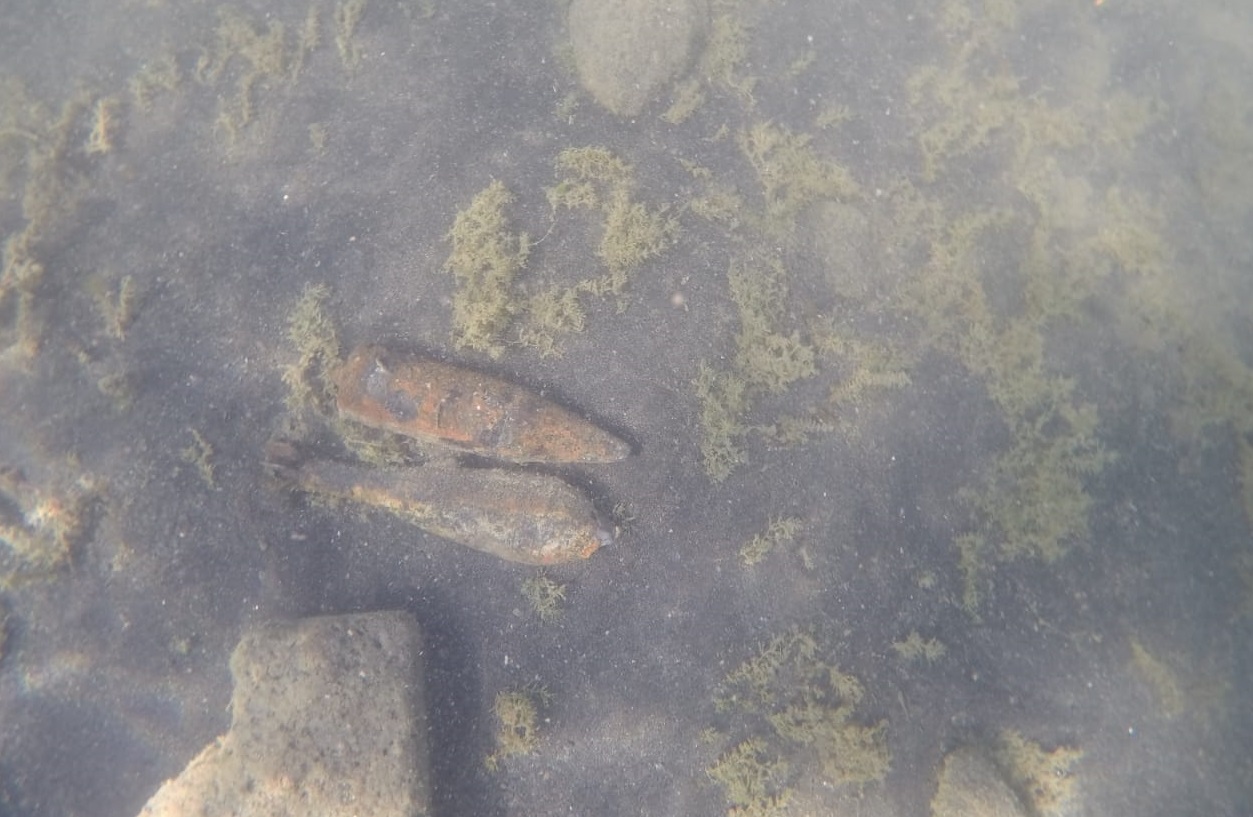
[891,631,947,664]
[485,687,546,771]
[882,189,1112,602]
[282,283,341,415]
[739,516,802,567]
[520,572,567,622]
[708,631,890,812]
[128,52,182,110]
[444,180,530,358]
[547,146,679,293]
[728,259,816,394]
[706,736,791,817]
[180,428,218,489]
[548,146,634,208]
[88,273,139,341]
[0,463,102,580]
[994,730,1082,817]
[598,188,677,275]
[84,96,122,156]
[198,7,291,144]
[441,150,677,359]
[738,122,859,233]
[693,362,749,483]
[696,12,756,103]
[517,285,587,358]
[693,257,817,482]
[334,0,369,70]
[0,87,98,365]
[661,76,705,124]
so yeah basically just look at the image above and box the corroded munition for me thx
[334,344,630,464]
[274,452,611,565]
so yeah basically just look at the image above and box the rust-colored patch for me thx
[333,344,629,464]
[271,448,610,565]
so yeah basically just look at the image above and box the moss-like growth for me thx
[886,191,1112,601]
[84,96,121,156]
[0,87,97,363]
[180,428,217,488]
[995,730,1082,817]
[710,630,890,811]
[546,148,676,288]
[706,736,791,817]
[282,283,340,414]
[0,463,101,579]
[1,232,46,363]
[728,259,816,394]
[95,368,135,411]
[518,285,585,358]
[89,273,138,340]
[547,146,678,284]
[815,329,912,410]
[128,52,181,111]
[441,151,672,359]
[954,532,985,616]
[891,631,947,663]
[661,77,705,124]
[520,573,567,622]
[738,122,859,231]
[696,13,755,102]
[547,146,633,210]
[598,188,678,274]
[688,183,745,231]
[693,363,748,483]
[739,516,802,566]
[692,257,818,482]
[485,689,543,771]
[334,0,368,70]
[291,6,321,81]
[444,180,529,358]
[199,7,289,143]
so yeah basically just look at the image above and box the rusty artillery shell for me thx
[333,345,630,464]
[277,454,611,565]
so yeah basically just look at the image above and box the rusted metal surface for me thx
[333,344,630,464]
[268,443,611,565]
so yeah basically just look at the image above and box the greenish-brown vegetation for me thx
[520,572,567,622]
[891,631,947,664]
[995,730,1082,817]
[707,631,890,813]
[444,180,529,357]
[739,516,802,567]
[180,429,217,488]
[282,283,340,415]
[692,258,817,482]
[485,687,545,771]
[738,122,858,232]
[0,462,101,579]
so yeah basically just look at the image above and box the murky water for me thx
[1,1,1250,815]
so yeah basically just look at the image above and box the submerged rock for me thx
[568,0,708,117]
[138,612,431,817]
[930,746,1029,817]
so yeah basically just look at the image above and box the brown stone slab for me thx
[138,612,431,817]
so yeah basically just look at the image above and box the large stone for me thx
[568,0,707,117]
[139,612,431,817]
[930,746,1029,817]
